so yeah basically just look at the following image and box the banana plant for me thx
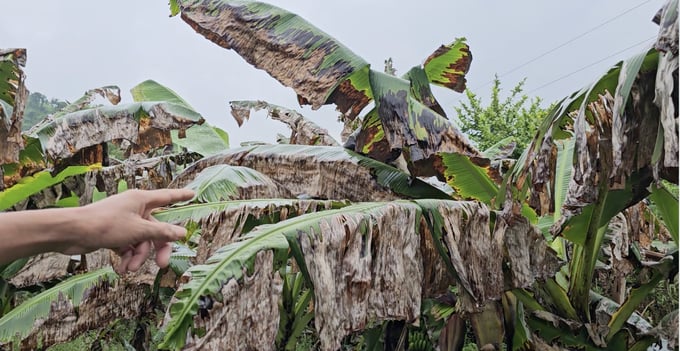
[0,0,676,349]
[169,0,479,176]
[497,3,679,347]
[0,48,27,169]
[158,198,560,350]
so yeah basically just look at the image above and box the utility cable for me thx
[527,35,656,94]
[473,0,655,90]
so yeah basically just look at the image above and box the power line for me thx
[473,0,655,90]
[527,36,656,94]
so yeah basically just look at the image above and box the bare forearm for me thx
[0,189,193,273]
[0,207,84,265]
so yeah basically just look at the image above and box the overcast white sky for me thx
[1,1,664,146]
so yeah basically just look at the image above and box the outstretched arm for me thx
[0,189,194,273]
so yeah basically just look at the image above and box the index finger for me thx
[140,188,196,210]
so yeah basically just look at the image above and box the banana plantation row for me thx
[0,0,677,350]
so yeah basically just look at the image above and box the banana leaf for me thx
[230,100,338,146]
[0,164,101,210]
[131,79,229,156]
[33,102,204,160]
[648,182,679,243]
[0,48,27,166]
[0,267,118,343]
[170,144,452,201]
[431,152,501,205]
[160,202,389,349]
[422,38,472,93]
[172,0,370,118]
[180,164,290,203]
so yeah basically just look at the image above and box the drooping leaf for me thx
[654,0,679,172]
[175,0,370,117]
[469,302,505,347]
[230,100,338,146]
[553,138,575,219]
[0,267,118,343]
[131,79,229,156]
[610,48,659,182]
[402,66,446,117]
[367,70,477,168]
[33,102,204,160]
[422,38,472,93]
[57,86,121,114]
[0,48,27,166]
[353,107,399,163]
[433,152,500,205]
[1,136,46,188]
[160,202,384,349]
[26,86,123,137]
[181,164,291,203]
[526,312,605,351]
[153,198,347,225]
[170,144,452,201]
[0,164,101,210]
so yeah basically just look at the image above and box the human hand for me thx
[63,189,195,274]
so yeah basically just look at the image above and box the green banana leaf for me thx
[648,182,679,243]
[0,164,101,210]
[422,38,472,93]
[553,139,575,221]
[0,267,118,343]
[402,66,447,117]
[181,164,288,203]
[157,198,346,276]
[0,49,25,109]
[432,152,500,205]
[153,198,347,225]
[277,270,314,351]
[131,79,230,156]
[169,242,196,276]
[605,250,677,341]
